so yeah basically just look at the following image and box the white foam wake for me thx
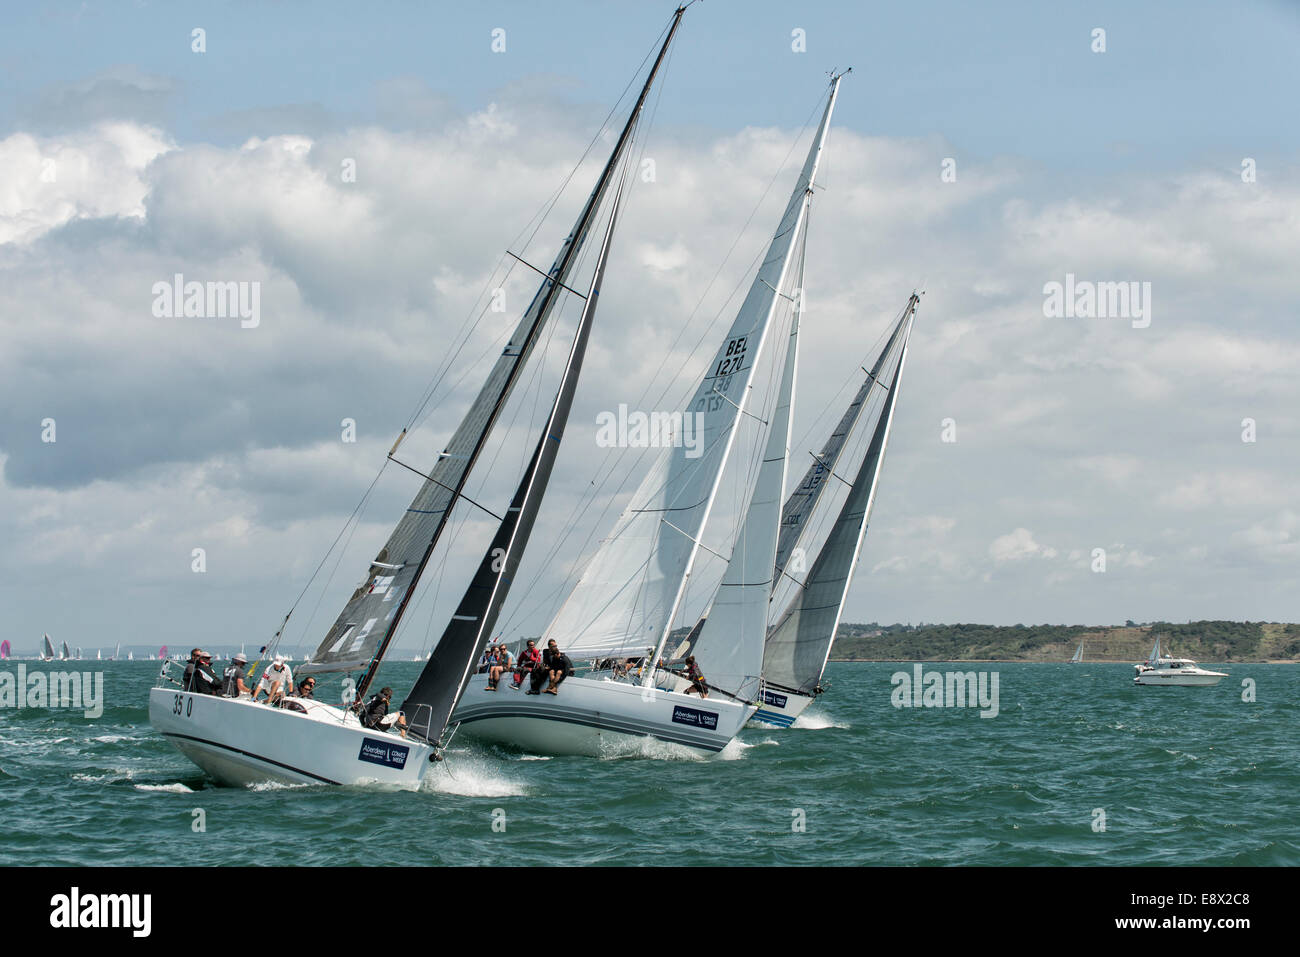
[425,755,528,797]
[792,708,848,730]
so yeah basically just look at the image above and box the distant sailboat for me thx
[113,642,121,661]
[41,634,55,661]
[60,640,72,661]
[128,651,135,661]
[157,645,167,660]
[0,640,9,660]
[1069,641,1084,664]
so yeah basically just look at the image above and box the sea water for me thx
[0,660,1295,865]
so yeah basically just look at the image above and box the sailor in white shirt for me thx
[253,655,294,704]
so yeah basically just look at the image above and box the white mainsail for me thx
[545,79,843,664]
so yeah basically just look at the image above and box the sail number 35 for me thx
[172,694,193,718]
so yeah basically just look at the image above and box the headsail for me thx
[400,175,628,744]
[299,6,688,692]
[687,286,800,702]
[763,296,916,694]
[544,76,844,667]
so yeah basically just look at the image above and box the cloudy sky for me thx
[2,0,1297,657]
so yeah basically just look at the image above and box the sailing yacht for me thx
[60,640,71,661]
[1133,637,1226,686]
[40,634,55,661]
[452,72,853,756]
[745,296,916,727]
[0,640,9,660]
[1069,641,1084,664]
[149,7,688,787]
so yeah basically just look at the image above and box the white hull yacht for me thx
[148,9,688,787]
[1133,638,1226,686]
[454,71,854,756]
[149,685,432,788]
[455,672,753,756]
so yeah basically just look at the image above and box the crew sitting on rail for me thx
[485,645,513,691]
[252,655,294,705]
[528,639,574,695]
[512,639,542,689]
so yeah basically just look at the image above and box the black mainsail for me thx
[298,7,687,702]
[400,175,627,744]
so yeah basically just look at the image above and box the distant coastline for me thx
[828,620,1300,664]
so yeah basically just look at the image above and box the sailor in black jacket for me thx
[528,640,574,695]
[183,649,223,695]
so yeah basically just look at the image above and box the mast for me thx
[401,174,628,745]
[311,7,688,700]
[643,72,845,681]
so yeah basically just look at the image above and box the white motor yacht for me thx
[1133,638,1227,686]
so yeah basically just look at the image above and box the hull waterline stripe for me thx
[162,731,344,785]
[454,706,729,752]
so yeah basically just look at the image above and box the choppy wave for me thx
[1,660,1297,865]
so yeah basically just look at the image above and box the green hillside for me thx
[831,621,1300,662]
